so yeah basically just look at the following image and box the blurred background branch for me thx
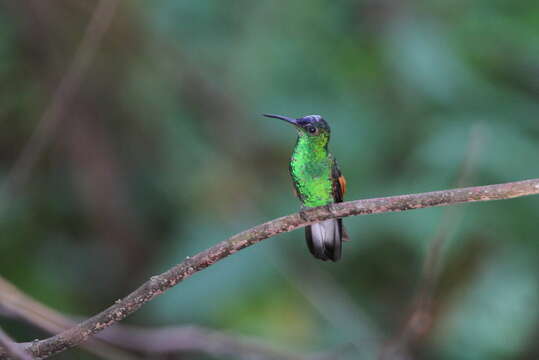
[2,0,120,198]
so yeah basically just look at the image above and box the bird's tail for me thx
[305,218,343,261]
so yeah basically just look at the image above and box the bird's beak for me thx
[263,113,298,126]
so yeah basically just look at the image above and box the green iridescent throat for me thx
[289,132,334,208]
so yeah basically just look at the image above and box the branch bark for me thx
[2,178,539,359]
[0,327,31,360]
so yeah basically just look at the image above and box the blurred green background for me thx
[1,1,539,359]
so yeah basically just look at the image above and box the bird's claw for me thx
[299,208,310,222]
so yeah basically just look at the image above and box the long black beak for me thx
[263,113,298,125]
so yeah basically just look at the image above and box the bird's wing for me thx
[331,157,346,203]
[331,156,349,242]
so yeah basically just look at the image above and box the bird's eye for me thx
[307,126,317,134]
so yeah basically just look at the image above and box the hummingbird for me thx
[264,114,347,261]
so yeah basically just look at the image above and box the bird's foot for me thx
[299,207,311,222]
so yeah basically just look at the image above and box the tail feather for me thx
[305,219,342,261]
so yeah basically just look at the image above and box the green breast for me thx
[289,136,333,208]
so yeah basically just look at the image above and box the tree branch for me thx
[2,178,539,359]
[0,327,31,360]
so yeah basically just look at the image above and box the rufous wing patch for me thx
[338,175,347,197]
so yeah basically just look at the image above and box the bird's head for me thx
[263,114,331,145]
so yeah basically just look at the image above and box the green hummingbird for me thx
[264,114,347,261]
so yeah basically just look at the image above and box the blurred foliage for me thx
[1,1,539,359]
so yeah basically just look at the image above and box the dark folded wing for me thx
[331,156,349,242]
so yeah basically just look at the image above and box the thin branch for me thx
[0,327,32,360]
[2,178,539,359]
[2,0,120,196]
